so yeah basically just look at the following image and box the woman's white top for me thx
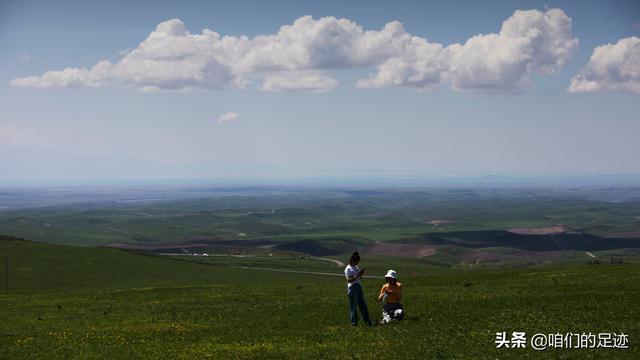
[344,264,361,287]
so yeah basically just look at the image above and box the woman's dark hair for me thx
[349,251,360,264]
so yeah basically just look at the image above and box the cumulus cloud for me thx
[217,112,239,124]
[448,9,578,91]
[357,8,578,91]
[569,36,640,94]
[356,38,449,90]
[10,9,578,93]
[11,67,98,88]
[260,70,338,92]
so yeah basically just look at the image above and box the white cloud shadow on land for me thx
[569,36,640,94]
[11,9,579,93]
[217,112,239,124]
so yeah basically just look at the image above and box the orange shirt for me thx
[378,282,402,304]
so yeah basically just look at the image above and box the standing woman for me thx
[344,251,372,326]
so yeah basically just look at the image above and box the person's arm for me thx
[378,285,387,302]
[346,268,365,283]
[396,284,402,302]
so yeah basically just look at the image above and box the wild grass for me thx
[1,238,638,359]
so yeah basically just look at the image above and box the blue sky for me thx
[1,0,639,180]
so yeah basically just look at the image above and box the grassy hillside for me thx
[1,237,638,358]
[0,236,305,292]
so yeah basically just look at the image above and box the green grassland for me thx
[2,188,640,247]
[1,237,638,359]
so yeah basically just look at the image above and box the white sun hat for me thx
[384,269,397,279]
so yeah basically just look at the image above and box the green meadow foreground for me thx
[1,237,638,359]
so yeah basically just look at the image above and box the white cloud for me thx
[569,36,640,94]
[10,9,578,93]
[217,112,239,124]
[356,38,449,90]
[260,70,338,92]
[11,67,96,88]
[358,8,578,91]
[20,54,31,63]
[11,19,236,91]
[449,9,578,91]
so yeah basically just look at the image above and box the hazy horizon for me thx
[2,173,640,189]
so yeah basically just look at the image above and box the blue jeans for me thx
[347,283,371,325]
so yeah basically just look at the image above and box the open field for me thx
[1,236,638,359]
[2,186,640,267]
[1,186,638,357]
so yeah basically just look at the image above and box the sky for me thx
[1,0,639,181]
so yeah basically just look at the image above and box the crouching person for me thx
[378,269,404,323]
